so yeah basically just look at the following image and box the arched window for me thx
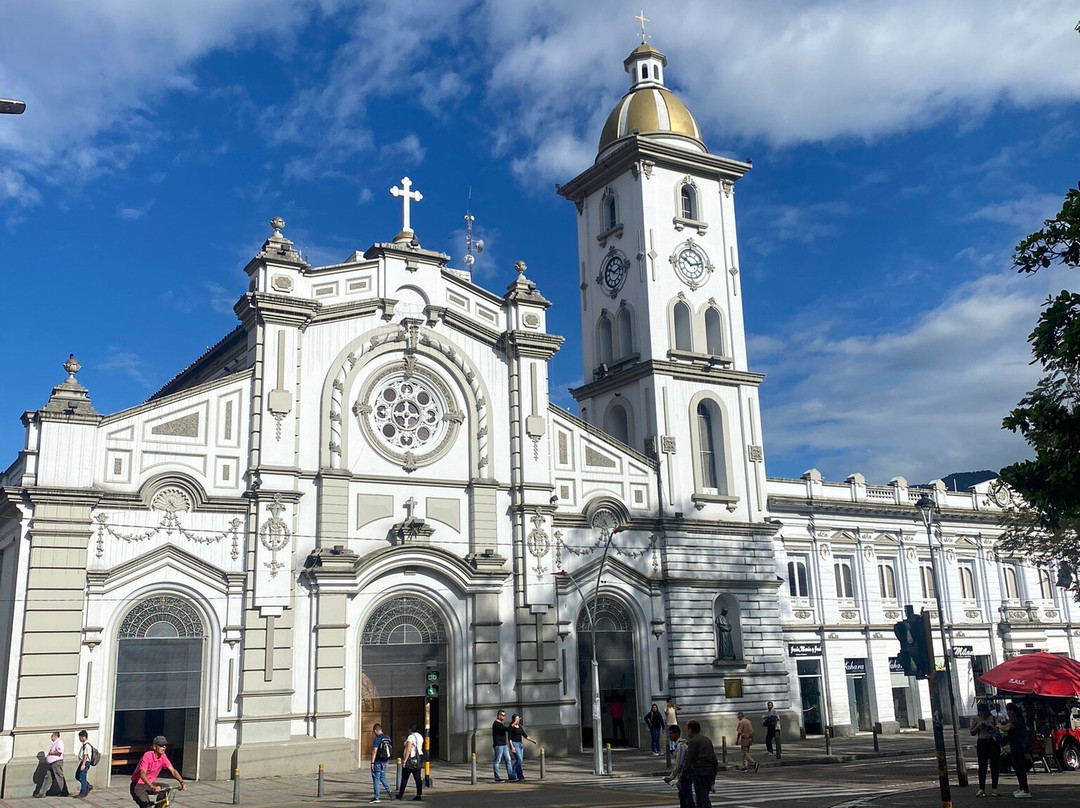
[705,307,723,355]
[605,404,630,445]
[617,307,633,358]
[673,301,692,351]
[605,195,617,230]
[788,556,810,598]
[680,185,696,220]
[919,564,936,600]
[959,564,976,600]
[641,64,648,80]
[834,559,855,600]
[1003,565,1020,600]
[878,561,897,600]
[598,316,614,365]
[361,596,447,644]
[652,64,659,80]
[1039,568,1054,600]
[696,400,728,493]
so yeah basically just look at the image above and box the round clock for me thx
[676,246,706,281]
[602,254,627,292]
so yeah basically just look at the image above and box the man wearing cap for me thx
[130,736,186,807]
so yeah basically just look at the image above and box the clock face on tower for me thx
[601,252,627,295]
[670,241,712,290]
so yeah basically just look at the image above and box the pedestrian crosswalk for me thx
[561,773,896,804]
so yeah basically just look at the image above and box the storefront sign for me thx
[788,642,822,657]
[952,646,973,658]
[845,658,867,675]
[889,656,904,674]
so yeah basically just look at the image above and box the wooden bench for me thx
[111,744,149,773]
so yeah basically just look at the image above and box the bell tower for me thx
[558,37,768,523]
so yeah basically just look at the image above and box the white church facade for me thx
[0,37,1076,796]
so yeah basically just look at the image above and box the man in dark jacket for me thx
[684,720,718,808]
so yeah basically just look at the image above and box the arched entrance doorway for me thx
[113,595,205,780]
[578,596,637,748]
[361,596,448,759]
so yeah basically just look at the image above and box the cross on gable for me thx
[404,496,418,521]
[390,176,423,234]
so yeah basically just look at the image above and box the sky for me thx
[1,1,1079,485]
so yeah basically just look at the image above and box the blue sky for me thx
[2,1,1079,484]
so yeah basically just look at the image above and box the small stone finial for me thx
[270,216,285,236]
[63,354,81,381]
[515,260,527,276]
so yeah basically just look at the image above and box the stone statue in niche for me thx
[715,608,735,660]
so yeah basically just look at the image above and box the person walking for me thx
[1001,703,1032,798]
[736,711,759,772]
[645,704,665,755]
[397,724,425,801]
[492,709,515,781]
[663,724,695,808]
[74,730,93,798]
[762,701,780,754]
[684,720,718,808]
[369,723,394,803]
[970,703,1000,797]
[507,714,537,781]
[33,731,67,798]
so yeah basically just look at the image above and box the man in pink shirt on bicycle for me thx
[130,736,186,807]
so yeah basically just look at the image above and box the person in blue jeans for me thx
[75,730,92,798]
[645,704,665,755]
[492,709,515,781]
[368,723,394,803]
[507,714,537,781]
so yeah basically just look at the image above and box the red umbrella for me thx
[978,652,1080,697]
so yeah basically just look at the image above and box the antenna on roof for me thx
[463,187,483,271]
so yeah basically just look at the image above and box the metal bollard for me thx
[470,752,477,785]
[317,763,324,798]
[873,725,879,752]
[605,743,613,774]
[540,748,546,780]
[775,734,782,760]
[825,726,832,756]
[396,758,403,791]
[232,768,240,805]
[721,736,727,765]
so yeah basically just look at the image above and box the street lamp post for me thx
[556,521,628,776]
[0,98,26,115]
[915,493,969,788]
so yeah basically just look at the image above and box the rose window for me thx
[356,365,461,470]
[372,377,447,451]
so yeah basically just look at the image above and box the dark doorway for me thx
[577,596,637,748]
[361,597,448,760]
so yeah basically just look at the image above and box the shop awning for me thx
[977,652,1080,698]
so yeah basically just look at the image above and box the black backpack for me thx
[375,736,393,762]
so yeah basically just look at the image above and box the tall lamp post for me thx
[914,493,969,787]
[555,520,628,776]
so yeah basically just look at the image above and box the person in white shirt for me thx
[33,731,67,798]
[75,730,93,798]
[396,723,425,801]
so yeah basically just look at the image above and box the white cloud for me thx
[117,200,155,221]
[98,348,155,388]
[5,1,1079,192]
[0,167,41,206]
[756,265,1070,483]
[968,192,1064,231]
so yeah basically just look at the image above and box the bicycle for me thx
[152,785,181,808]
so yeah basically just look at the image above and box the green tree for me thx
[998,184,1080,580]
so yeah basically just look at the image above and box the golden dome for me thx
[598,86,704,153]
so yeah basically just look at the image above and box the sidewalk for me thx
[0,730,1052,808]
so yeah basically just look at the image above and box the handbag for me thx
[404,754,421,772]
